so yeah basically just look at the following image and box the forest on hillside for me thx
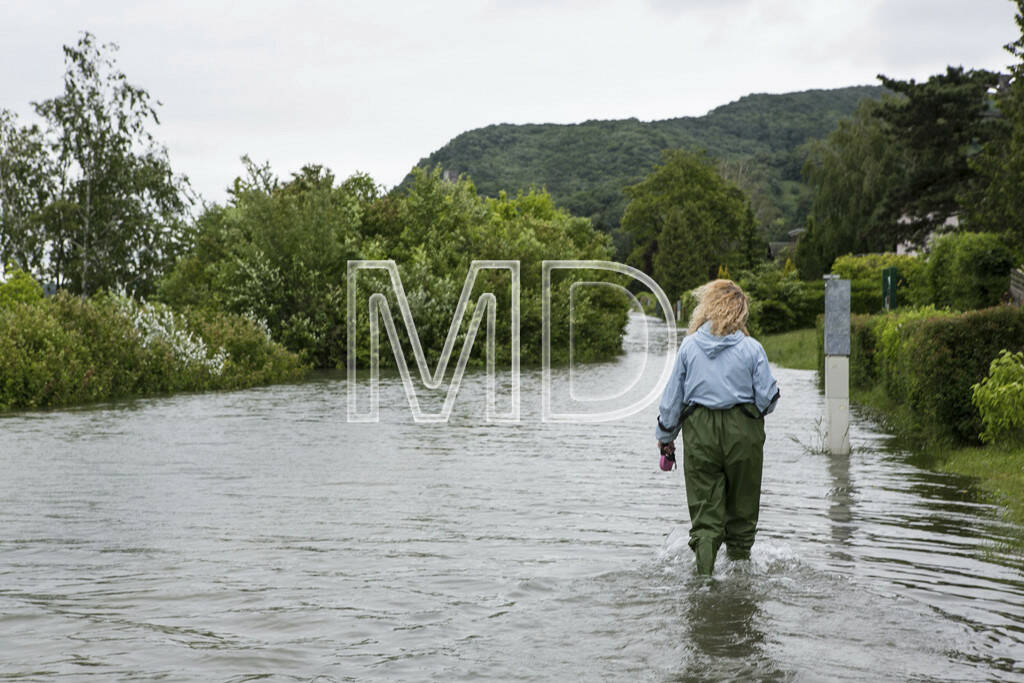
[409,85,884,244]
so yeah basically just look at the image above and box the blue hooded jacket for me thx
[655,321,779,443]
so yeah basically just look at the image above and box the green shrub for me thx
[847,313,880,388]
[830,253,929,312]
[184,307,314,389]
[836,306,1022,444]
[927,232,1015,311]
[0,267,43,308]
[160,165,628,369]
[0,292,307,412]
[738,261,824,336]
[873,306,956,401]
[972,349,1024,445]
[894,306,1024,442]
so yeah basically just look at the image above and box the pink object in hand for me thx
[659,442,676,471]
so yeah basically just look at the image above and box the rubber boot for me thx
[692,537,718,576]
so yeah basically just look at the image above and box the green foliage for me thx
[736,260,824,335]
[620,150,757,299]
[159,160,359,368]
[0,292,306,411]
[873,306,955,400]
[816,238,1014,318]
[830,252,929,312]
[797,98,906,278]
[926,232,1016,310]
[962,2,1024,244]
[798,66,1008,279]
[0,267,43,307]
[874,67,1002,244]
[161,164,629,369]
[410,86,883,243]
[0,32,192,297]
[972,349,1024,445]
[839,306,1024,444]
[0,112,52,275]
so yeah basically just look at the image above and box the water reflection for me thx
[826,451,855,566]
[672,573,789,682]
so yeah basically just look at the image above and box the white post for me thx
[823,276,851,455]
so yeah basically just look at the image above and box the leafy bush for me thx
[972,350,1024,445]
[872,306,956,400]
[0,292,306,411]
[847,313,879,388]
[830,252,929,313]
[157,161,359,368]
[826,239,1015,315]
[927,232,1015,311]
[0,267,43,307]
[161,164,629,369]
[836,305,1024,443]
[737,260,824,335]
[822,307,955,392]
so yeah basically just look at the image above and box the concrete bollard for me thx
[823,276,851,455]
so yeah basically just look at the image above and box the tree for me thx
[962,1,1024,243]
[620,150,758,299]
[158,158,362,367]
[796,98,906,277]
[409,86,883,246]
[28,32,192,296]
[874,66,1001,244]
[160,164,628,368]
[0,111,54,275]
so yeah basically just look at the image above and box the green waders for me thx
[681,404,766,575]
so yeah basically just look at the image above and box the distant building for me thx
[895,214,958,255]
[768,228,805,260]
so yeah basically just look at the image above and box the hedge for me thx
[820,305,1024,444]
[830,253,930,313]
[926,233,1016,311]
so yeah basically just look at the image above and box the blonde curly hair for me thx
[686,279,750,337]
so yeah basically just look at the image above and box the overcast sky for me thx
[1,0,1018,205]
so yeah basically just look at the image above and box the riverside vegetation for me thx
[0,270,305,411]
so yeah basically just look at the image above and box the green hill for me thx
[409,85,884,243]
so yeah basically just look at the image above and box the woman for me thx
[655,279,780,576]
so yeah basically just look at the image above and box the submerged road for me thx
[1,315,1022,680]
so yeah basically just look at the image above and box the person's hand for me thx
[657,440,675,457]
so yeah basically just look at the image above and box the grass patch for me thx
[850,371,1024,554]
[760,327,818,370]
[938,444,1024,528]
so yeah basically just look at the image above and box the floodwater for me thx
[1,314,1022,681]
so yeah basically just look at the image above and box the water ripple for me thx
[0,316,1022,680]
